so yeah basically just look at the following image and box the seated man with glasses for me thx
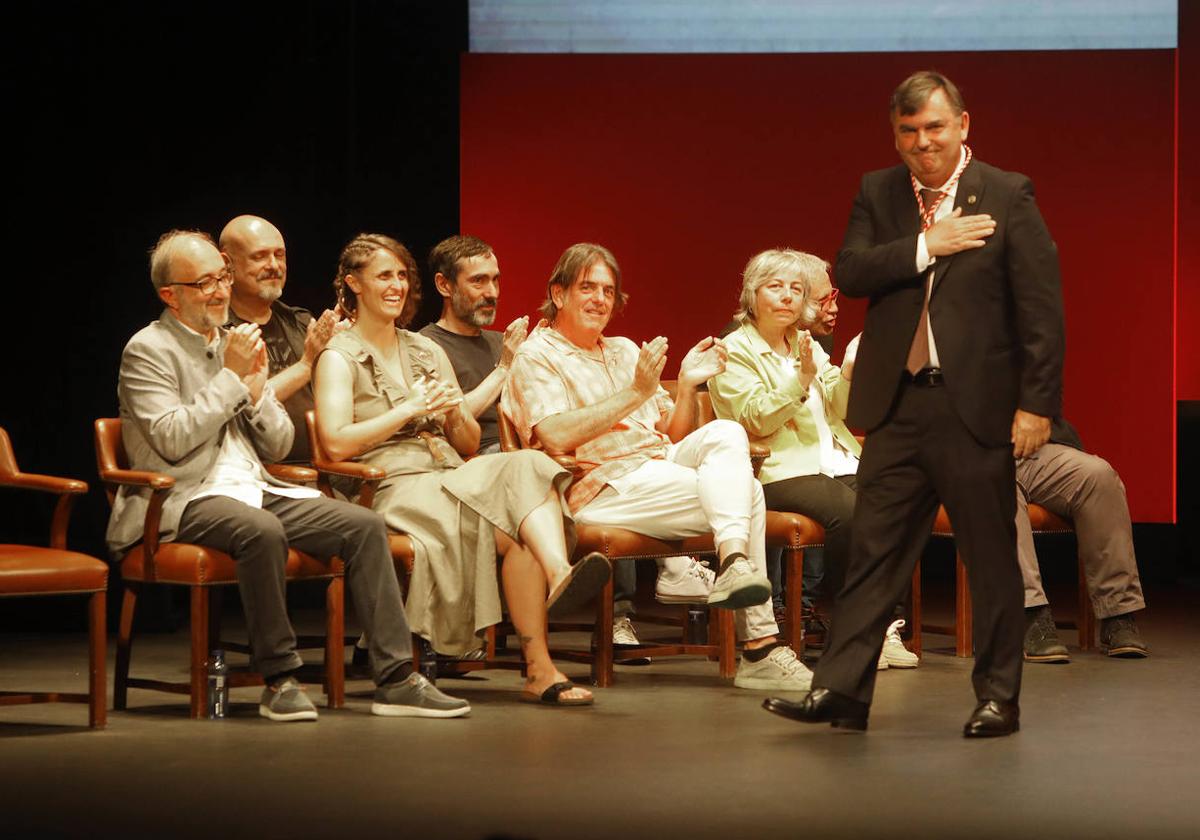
[107,229,470,723]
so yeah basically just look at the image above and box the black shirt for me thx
[419,322,504,451]
[227,301,314,463]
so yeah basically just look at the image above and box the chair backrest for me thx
[94,418,126,508]
[496,405,521,453]
[0,426,19,480]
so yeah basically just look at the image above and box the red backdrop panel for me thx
[1179,2,1200,401]
[461,51,1175,522]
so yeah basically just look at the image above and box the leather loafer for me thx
[762,687,869,731]
[963,700,1020,738]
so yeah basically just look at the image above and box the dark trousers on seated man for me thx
[176,492,412,681]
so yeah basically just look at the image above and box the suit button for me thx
[206,351,214,359]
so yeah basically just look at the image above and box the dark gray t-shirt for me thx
[419,323,504,450]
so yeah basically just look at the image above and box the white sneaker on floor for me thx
[881,619,920,668]
[613,616,641,646]
[877,648,889,670]
[655,557,716,603]
[734,645,813,691]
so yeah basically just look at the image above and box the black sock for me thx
[382,661,415,685]
[742,640,783,663]
[718,551,748,576]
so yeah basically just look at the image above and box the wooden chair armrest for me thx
[266,464,318,484]
[748,443,769,479]
[312,458,387,507]
[0,471,88,495]
[0,471,89,550]
[99,467,174,558]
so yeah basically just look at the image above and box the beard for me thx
[452,291,497,327]
[255,270,284,302]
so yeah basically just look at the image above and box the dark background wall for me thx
[3,1,467,566]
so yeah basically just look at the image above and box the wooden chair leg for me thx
[784,548,805,655]
[325,575,345,708]
[910,560,922,656]
[717,608,736,678]
[88,590,107,729]
[189,586,209,719]
[955,553,972,657]
[1077,553,1096,650]
[114,584,137,711]
[591,576,615,688]
[484,625,497,658]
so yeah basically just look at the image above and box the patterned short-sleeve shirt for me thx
[501,327,673,512]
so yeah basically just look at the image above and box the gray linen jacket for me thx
[106,309,297,557]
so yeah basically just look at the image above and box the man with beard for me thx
[420,235,528,455]
[222,215,340,462]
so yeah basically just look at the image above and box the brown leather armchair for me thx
[0,426,108,727]
[93,418,345,718]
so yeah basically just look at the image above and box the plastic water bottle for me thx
[207,649,228,719]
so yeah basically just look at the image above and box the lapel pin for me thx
[967,194,977,205]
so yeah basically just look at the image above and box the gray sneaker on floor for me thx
[734,645,813,691]
[259,676,319,722]
[706,557,771,610]
[371,672,471,718]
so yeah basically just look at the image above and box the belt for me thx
[903,367,944,387]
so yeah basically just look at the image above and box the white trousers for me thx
[576,420,777,642]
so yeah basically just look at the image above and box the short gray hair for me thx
[148,229,216,291]
[734,248,827,326]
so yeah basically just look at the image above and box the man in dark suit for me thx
[764,71,1064,737]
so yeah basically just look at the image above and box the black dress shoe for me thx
[762,687,869,731]
[963,700,1020,738]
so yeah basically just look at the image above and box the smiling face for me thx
[551,259,617,345]
[892,87,969,189]
[158,238,231,338]
[805,271,838,337]
[223,217,287,305]
[346,248,409,325]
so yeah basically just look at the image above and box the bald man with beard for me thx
[221,215,341,462]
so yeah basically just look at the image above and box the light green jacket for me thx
[709,322,861,485]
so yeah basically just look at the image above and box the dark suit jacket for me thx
[835,159,1064,446]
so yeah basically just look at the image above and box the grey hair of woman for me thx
[733,248,828,327]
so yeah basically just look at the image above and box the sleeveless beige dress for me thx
[323,328,574,655]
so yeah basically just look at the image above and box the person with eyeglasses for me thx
[106,229,471,722]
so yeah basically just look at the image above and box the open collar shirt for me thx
[501,326,672,513]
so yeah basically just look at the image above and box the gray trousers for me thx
[177,492,413,684]
[1016,443,1145,619]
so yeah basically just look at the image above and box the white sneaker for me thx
[877,648,889,670]
[734,645,813,691]
[881,619,920,668]
[707,557,771,610]
[655,557,716,603]
[612,616,641,646]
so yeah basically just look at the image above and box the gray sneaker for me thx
[706,556,771,610]
[259,676,318,722]
[734,645,813,691]
[371,672,471,718]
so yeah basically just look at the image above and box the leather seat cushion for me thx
[0,545,109,595]
[120,543,342,585]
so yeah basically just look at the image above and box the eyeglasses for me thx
[817,288,839,312]
[168,268,234,296]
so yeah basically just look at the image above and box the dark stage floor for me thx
[3,582,1199,840]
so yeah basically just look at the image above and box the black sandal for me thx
[520,680,594,706]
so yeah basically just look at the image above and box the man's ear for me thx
[550,283,566,310]
[433,272,454,299]
[158,285,177,310]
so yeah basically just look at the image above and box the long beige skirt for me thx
[374,449,574,656]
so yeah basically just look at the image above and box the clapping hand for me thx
[842,332,862,380]
[303,310,341,364]
[244,342,269,404]
[224,322,263,378]
[793,332,817,387]
[500,315,530,367]
[678,336,727,388]
[633,336,669,399]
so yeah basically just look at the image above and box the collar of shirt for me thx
[544,326,611,358]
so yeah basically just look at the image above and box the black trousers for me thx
[177,492,413,684]
[815,382,1023,705]
[762,473,857,603]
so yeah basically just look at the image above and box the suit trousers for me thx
[1016,443,1145,618]
[177,492,413,684]
[815,381,1024,705]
